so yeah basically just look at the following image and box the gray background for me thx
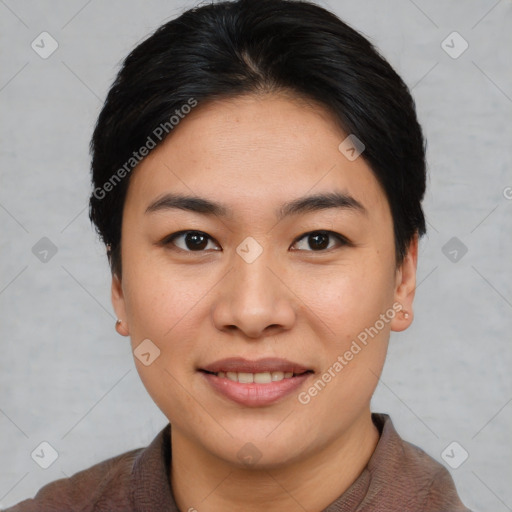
[1,0,511,510]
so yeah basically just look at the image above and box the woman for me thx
[5,0,472,510]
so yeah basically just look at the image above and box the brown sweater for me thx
[4,413,472,512]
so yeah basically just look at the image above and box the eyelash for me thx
[161,230,351,253]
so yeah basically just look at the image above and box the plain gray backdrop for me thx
[1,0,511,510]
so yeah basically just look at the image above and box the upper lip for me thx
[200,357,312,374]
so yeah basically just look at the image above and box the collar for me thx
[128,413,436,511]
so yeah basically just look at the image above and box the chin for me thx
[201,423,313,468]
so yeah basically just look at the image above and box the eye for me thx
[291,230,349,252]
[162,230,221,252]
[161,229,349,253]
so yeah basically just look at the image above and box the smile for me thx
[198,357,314,407]
[201,370,309,383]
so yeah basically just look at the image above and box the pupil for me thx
[186,232,208,250]
[310,233,328,250]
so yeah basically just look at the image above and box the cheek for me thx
[293,258,396,341]
[122,254,210,340]
[121,259,212,424]
[295,267,393,426]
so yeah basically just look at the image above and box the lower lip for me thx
[200,371,312,407]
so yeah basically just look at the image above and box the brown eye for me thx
[292,230,348,252]
[164,231,220,252]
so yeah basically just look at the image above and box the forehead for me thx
[124,93,390,222]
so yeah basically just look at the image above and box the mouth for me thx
[199,369,313,383]
[198,357,314,406]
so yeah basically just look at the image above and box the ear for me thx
[112,272,130,337]
[390,235,419,332]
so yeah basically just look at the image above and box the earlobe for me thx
[390,235,419,332]
[111,273,130,337]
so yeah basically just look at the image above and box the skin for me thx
[112,92,418,512]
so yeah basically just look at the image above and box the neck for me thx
[170,409,380,512]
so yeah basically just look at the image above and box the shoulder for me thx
[403,440,473,511]
[370,413,473,511]
[3,447,143,512]
[400,439,470,509]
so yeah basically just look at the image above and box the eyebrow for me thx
[145,191,367,220]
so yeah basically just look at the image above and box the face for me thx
[112,93,417,468]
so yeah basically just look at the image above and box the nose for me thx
[211,250,296,339]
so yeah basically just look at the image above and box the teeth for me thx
[238,372,254,384]
[217,371,297,383]
[254,372,272,384]
[226,371,238,381]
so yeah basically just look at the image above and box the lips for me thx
[200,357,312,375]
[198,357,314,406]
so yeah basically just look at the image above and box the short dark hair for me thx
[89,0,427,278]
